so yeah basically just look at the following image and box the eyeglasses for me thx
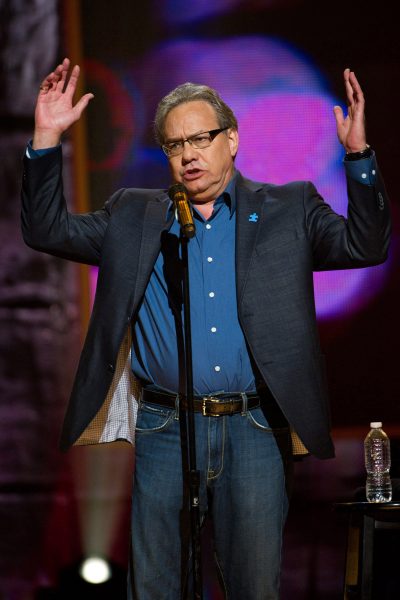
[162,127,228,157]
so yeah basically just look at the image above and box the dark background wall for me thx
[0,0,399,598]
[0,2,95,599]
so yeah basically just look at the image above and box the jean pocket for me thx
[247,407,289,433]
[135,402,175,434]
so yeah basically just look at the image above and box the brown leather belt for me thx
[141,388,260,417]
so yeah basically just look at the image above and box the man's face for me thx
[163,100,239,204]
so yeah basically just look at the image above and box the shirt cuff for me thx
[26,140,60,159]
[343,154,377,185]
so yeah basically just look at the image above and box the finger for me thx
[348,73,365,115]
[344,69,365,110]
[54,59,71,92]
[72,93,95,118]
[344,71,355,107]
[59,58,70,88]
[348,70,363,95]
[39,70,61,94]
[64,64,81,98]
[343,68,359,106]
[39,58,70,93]
[39,70,56,92]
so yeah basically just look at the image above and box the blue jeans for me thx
[128,399,292,600]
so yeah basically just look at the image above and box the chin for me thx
[186,179,214,199]
[185,184,206,199]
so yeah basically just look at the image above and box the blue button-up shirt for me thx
[131,174,257,394]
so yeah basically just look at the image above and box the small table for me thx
[334,502,400,600]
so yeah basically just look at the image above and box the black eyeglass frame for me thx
[161,127,229,157]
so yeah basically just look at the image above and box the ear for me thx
[228,128,239,158]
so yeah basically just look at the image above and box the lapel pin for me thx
[249,213,259,222]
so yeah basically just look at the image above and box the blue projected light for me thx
[153,0,286,25]
[89,36,390,320]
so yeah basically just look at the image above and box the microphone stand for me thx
[180,233,203,599]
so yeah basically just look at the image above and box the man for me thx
[22,58,391,599]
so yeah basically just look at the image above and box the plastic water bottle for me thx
[364,422,392,503]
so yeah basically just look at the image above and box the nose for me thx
[181,139,198,163]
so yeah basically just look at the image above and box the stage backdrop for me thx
[81,0,399,429]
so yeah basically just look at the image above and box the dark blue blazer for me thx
[21,148,391,458]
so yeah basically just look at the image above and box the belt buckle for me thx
[202,396,221,417]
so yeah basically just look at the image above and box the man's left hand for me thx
[334,68,368,153]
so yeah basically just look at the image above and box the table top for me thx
[334,502,400,514]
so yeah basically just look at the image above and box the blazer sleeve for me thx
[21,146,121,266]
[304,163,391,271]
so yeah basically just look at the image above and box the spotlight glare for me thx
[79,557,111,584]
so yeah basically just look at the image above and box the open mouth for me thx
[183,168,204,181]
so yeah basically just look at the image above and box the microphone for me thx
[168,183,196,239]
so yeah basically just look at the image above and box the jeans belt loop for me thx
[174,394,180,420]
[240,392,248,416]
[202,397,208,417]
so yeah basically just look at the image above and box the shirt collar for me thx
[214,170,237,217]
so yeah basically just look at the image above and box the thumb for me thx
[333,105,344,127]
[73,93,94,119]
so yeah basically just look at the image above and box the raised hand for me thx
[33,57,94,149]
[333,69,367,153]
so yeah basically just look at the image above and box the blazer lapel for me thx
[235,176,265,305]
[132,192,173,307]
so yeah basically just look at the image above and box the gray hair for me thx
[154,82,238,145]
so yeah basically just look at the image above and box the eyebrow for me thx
[164,129,213,144]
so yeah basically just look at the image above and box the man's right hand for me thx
[32,57,94,149]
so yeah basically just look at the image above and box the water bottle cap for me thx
[370,421,382,428]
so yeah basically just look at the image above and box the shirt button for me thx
[214,366,221,372]
[209,292,215,298]
[211,327,217,333]
[372,170,376,175]
[206,224,212,230]
[361,173,367,179]
[207,257,213,263]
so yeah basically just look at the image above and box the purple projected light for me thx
[128,36,389,319]
[234,90,389,319]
